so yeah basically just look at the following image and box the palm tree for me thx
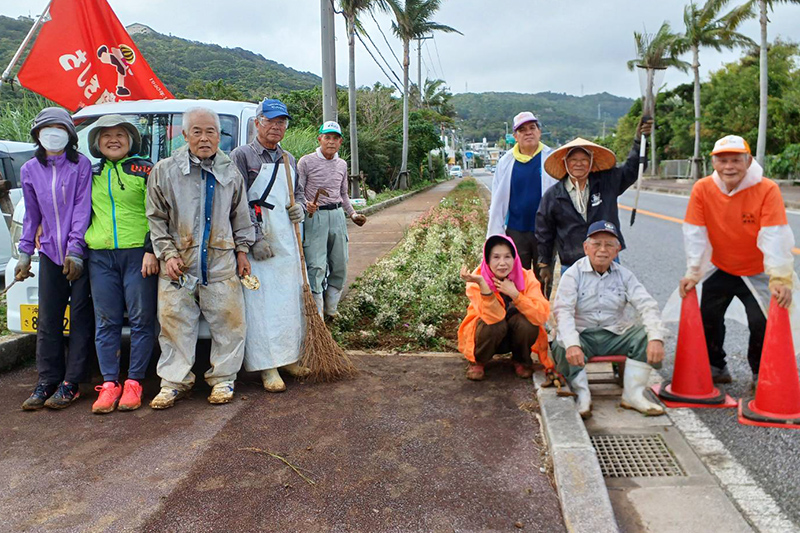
[386,0,460,189]
[742,0,800,166]
[421,78,455,117]
[627,22,690,176]
[673,0,754,179]
[340,0,387,198]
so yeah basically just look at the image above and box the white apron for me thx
[242,162,305,371]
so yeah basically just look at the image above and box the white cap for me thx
[711,135,751,156]
[319,120,342,136]
[512,111,539,132]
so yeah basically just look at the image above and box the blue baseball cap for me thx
[260,98,291,120]
[587,220,619,239]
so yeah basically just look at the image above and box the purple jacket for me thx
[19,153,93,265]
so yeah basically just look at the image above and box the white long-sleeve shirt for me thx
[554,256,667,348]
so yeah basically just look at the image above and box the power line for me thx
[425,41,438,80]
[359,26,403,86]
[355,31,403,93]
[432,36,445,80]
[370,10,403,69]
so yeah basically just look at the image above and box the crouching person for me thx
[146,107,255,409]
[457,234,553,381]
[552,221,666,419]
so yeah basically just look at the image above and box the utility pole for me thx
[320,0,337,122]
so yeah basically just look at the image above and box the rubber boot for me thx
[312,292,324,318]
[261,368,286,393]
[282,361,311,378]
[324,286,342,318]
[569,370,592,419]
[620,358,665,416]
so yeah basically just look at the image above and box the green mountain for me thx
[0,16,321,102]
[451,91,634,144]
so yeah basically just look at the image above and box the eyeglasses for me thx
[587,239,619,250]
[259,117,289,129]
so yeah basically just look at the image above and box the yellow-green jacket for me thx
[85,156,153,251]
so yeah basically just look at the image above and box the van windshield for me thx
[74,113,239,165]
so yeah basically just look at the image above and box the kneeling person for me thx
[457,235,553,381]
[553,221,666,418]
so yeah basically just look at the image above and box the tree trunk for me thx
[692,45,702,180]
[756,0,768,166]
[645,69,657,177]
[399,39,410,190]
[347,16,360,198]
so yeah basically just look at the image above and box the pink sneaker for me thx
[118,379,143,411]
[92,381,122,414]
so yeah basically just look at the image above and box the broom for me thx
[283,157,358,382]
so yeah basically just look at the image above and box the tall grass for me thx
[0,93,53,142]
[279,125,349,161]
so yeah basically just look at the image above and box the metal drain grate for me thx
[591,434,685,478]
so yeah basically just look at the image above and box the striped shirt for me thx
[297,148,355,217]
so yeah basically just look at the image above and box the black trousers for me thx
[700,269,767,374]
[505,228,551,297]
[36,253,94,385]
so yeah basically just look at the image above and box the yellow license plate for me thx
[20,305,71,334]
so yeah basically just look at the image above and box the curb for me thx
[356,181,443,217]
[0,333,35,372]
[533,372,620,533]
[640,184,800,210]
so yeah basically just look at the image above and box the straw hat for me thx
[544,137,617,180]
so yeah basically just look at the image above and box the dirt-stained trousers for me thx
[155,275,246,390]
[303,207,348,293]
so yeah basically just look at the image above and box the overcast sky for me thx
[2,0,800,99]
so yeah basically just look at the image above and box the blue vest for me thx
[506,153,543,232]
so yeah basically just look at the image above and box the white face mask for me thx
[38,127,70,152]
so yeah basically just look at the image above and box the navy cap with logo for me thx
[260,98,291,120]
[586,220,619,239]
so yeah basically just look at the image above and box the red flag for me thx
[17,0,173,111]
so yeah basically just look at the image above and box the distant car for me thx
[5,98,259,335]
[449,165,463,178]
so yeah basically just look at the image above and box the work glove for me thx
[14,252,34,281]
[251,239,274,261]
[62,254,84,282]
[287,203,305,224]
[351,213,367,227]
[538,263,553,289]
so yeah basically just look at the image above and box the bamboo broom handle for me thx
[283,157,311,287]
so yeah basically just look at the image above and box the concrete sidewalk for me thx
[0,177,565,532]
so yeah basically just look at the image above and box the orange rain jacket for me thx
[457,266,553,368]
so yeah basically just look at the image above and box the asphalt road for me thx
[476,167,800,525]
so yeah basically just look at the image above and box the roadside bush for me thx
[333,178,486,351]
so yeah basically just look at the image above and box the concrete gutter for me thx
[356,181,442,217]
[0,333,35,372]
[533,372,620,533]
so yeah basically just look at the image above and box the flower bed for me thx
[332,178,487,351]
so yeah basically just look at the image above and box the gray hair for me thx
[182,107,221,134]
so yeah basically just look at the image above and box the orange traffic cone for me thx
[652,288,737,408]
[739,298,800,429]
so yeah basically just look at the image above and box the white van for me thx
[4,99,259,334]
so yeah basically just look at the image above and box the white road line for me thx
[634,189,800,217]
[667,406,800,532]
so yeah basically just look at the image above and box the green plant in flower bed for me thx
[332,178,486,351]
